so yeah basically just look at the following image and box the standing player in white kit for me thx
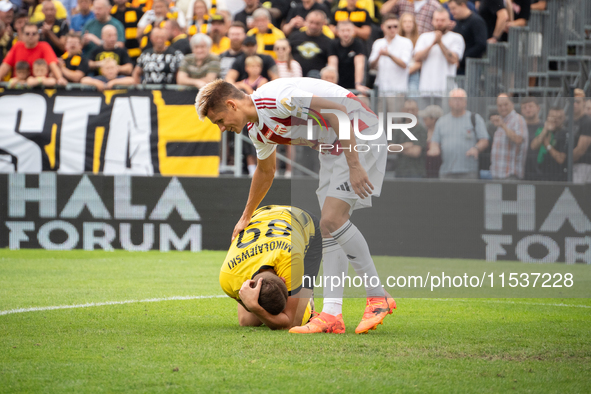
[195,77,396,334]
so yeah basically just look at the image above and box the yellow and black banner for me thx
[0,89,220,176]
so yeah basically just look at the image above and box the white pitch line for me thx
[427,298,591,309]
[0,295,227,316]
[1,296,589,317]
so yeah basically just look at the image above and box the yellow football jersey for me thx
[219,205,317,301]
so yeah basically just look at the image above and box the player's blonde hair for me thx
[195,79,245,120]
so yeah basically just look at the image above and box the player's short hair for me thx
[245,55,262,67]
[33,58,48,67]
[15,61,30,71]
[253,271,288,315]
[195,79,246,120]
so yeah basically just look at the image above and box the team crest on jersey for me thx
[265,128,274,138]
[274,124,288,135]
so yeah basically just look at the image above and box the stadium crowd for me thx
[0,0,548,93]
[1,0,589,183]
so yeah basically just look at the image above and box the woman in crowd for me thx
[399,12,420,96]
[273,39,301,78]
[421,104,444,178]
[176,33,220,88]
[186,0,209,36]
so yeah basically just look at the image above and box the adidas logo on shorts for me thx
[336,182,351,192]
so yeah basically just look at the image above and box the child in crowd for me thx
[80,58,124,91]
[27,59,56,87]
[235,56,267,94]
[8,61,30,89]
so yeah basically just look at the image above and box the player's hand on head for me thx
[349,166,373,199]
[231,217,251,241]
[239,278,262,310]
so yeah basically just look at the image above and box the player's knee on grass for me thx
[253,271,288,315]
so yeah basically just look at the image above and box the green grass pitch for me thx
[0,250,590,393]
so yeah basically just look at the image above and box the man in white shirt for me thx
[368,14,413,95]
[414,7,465,96]
[195,77,395,335]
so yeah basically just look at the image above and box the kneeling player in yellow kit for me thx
[219,205,337,331]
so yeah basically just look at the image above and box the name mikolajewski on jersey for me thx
[246,78,382,160]
[219,206,318,301]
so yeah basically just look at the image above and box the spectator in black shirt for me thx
[267,0,291,29]
[449,0,487,75]
[59,32,89,82]
[164,19,191,56]
[478,0,508,43]
[520,97,544,180]
[327,20,368,92]
[38,0,68,56]
[573,89,591,183]
[288,10,332,77]
[225,34,278,83]
[116,27,183,85]
[282,0,330,37]
[234,0,260,31]
[329,0,371,41]
[529,106,567,182]
[88,25,133,75]
[500,0,530,41]
[219,21,246,79]
[531,0,547,11]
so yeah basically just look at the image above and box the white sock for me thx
[330,220,383,297]
[321,237,347,316]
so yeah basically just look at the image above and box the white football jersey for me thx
[246,78,381,160]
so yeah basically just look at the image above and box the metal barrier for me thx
[465,58,487,98]
[507,27,530,95]
[485,43,508,97]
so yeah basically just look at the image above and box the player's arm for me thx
[232,150,276,240]
[309,96,373,198]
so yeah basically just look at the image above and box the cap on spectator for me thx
[0,1,14,12]
[210,14,224,23]
[243,35,257,46]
